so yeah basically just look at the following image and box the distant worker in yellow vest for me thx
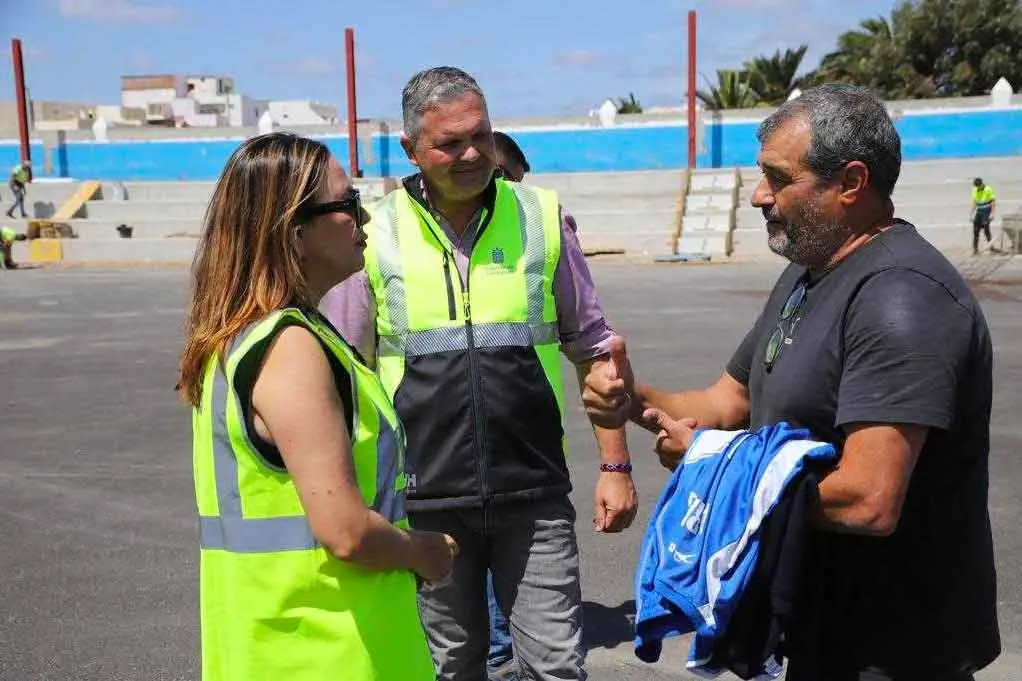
[971,177,996,254]
[176,132,457,681]
[7,160,30,219]
[1,225,26,269]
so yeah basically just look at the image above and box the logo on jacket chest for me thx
[479,246,516,274]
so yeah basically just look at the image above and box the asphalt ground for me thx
[1,258,1020,680]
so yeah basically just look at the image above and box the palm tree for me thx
[696,70,760,110]
[745,45,808,105]
[804,16,927,97]
[616,93,643,114]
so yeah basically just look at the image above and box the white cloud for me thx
[57,0,178,23]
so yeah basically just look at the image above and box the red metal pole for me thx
[11,38,32,180]
[686,11,697,169]
[344,28,361,178]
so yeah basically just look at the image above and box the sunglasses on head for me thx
[298,188,362,223]
[764,279,807,370]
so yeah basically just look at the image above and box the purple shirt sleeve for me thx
[555,208,616,364]
[318,271,377,365]
[318,207,616,368]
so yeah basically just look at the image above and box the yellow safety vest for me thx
[10,164,28,184]
[363,178,568,508]
[972,185,996,209]
[192,307,434,681]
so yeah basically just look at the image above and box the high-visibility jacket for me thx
[363,176,568,510]
[10,164,28,185]
[192,307,434,680]
[972,185,996,210]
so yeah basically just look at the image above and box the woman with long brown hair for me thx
[178,132,455,680]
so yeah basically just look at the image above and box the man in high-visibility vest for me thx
[7,160,30,219]
[321,66,637,681]
[1,224,26,269]
[971,177,996,254]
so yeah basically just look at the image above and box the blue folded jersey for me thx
[634,422,837,677]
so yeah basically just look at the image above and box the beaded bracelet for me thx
[599,462,633,473]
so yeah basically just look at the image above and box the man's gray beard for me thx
[768,203,852,266]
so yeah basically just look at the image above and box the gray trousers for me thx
[409,496,586,681]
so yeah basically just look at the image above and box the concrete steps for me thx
[12,237,198,264]
[675,169,739,258]
[535,170,685,257]
[82,201,206,222]
[530,170,685,196]
[10,156,1022,264]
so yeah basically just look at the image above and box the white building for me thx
[268,100,339,127]
[183,75,269,127]
[121,74,186,124]
[118,73,269,128]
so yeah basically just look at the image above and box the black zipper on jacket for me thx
[441,251,457,321]
[414,197,498,503]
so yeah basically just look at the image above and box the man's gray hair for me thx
[757,83,902,197]
[402,66,486,142]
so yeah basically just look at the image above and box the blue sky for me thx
[1,0,898,119]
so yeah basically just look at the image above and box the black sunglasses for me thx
[764,279,807,370]
[298,188,362,223]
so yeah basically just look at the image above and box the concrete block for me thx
[677,231,729,255]
[685,193,734,213]
[689,172,736,194]
[683,214,731,233]
[28,239,64,263]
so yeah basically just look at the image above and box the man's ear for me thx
[839,161,869,205]
[400,135,419,167]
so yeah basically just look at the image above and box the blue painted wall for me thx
[2,107,1021,181]
[0,142,48,173]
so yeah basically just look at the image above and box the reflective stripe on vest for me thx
[196,308,405,554]
[377,321,558,357]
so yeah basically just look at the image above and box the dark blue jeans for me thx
[487,571,513,671]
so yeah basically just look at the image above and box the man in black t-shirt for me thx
[582,84,1000,680]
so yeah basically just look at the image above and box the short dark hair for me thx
[757,83,901,197]
[974,177,984,187]
[493,131,530,173]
